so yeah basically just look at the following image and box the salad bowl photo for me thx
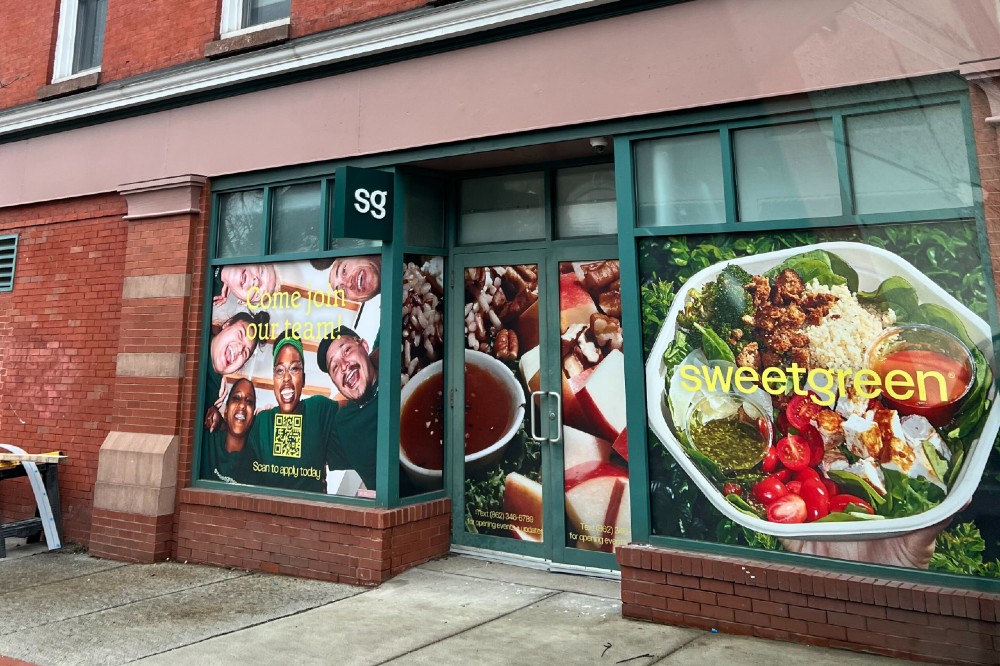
[645,241,1000,540]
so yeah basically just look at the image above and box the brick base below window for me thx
[617,545,999,665]
[89,509,173,563]
[176,489,450,585]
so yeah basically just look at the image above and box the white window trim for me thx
[52,0,102,83]
[220,0,291,38]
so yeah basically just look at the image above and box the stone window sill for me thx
[205,24,290,59]
[37,71,101,101]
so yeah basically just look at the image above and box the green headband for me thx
[273,334,303,362]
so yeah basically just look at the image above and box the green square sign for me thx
[332,166,394,241]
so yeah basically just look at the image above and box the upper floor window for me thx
[53,0,108,81]
[221,0,291,36]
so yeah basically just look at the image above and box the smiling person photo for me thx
[214,264,279,306]
[316,327,379,490]
[326,255,382,303]
[202,378,258,484]
[209,311,270,376]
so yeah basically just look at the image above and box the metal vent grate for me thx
[0,234,18,292]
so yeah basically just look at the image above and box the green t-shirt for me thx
[248,395,339,493]
[202,428,254,485]
[331,383,379,491]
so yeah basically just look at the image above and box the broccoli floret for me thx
[678,264,753,349]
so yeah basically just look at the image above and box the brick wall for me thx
[0,0,60,108]
[176,489,451,585]
[290,0,426,39]
[619,546,999,665]
[0,194,127,545]
[0,0,434,112]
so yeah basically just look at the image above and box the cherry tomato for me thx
[802,427,825,467]
[762,446,779,473]
[800,478,830,521]
[786,394,823,431]
[767,494,807,523]
[785,480,802,495]
[822,478,838,497]
[776,435,810,471]
[794,467,820,484]
[776,411,790,436]
[752,476,788,505]
[773,468,792,482]
[723,483,743,497]
[829,494,874,515]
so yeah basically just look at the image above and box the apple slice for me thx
[516,299,540,351]
[519,345,541,393]
[564,465,628,553]
[504,472,543,542]
[560,273,598,330]
[576,349,627,442]
[612,429,628,462]
[563,425,612,469]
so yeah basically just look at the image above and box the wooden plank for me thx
[0,453,66,463]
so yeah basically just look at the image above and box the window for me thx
[221,0,291,36]
[734,120,841,222]
[459,172,546,244]
[635,132,724,227]
[847,104,973,214]
[556,163,617,238]
[0,234,18,292]
[53,0,108,81]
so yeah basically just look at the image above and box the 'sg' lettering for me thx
[354,188,388,220]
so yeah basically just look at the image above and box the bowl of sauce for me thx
[400,349,525,488]
[682,392,773,472]
[865,324,975,427]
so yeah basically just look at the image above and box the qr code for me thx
[273,414,303,458]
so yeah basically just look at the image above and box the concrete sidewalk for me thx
[0,541,915,665]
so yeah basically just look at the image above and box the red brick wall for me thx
[290,0,426,39]
[0,0,433,112]
[619,546,1000,665]
[0,193,127,545]
[90,508,173,562]
[973,84,1000,290]
[0,0,60,108]
[176,489,451,584]
[101,0,220,82]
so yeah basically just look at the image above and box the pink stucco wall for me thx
[2,0,998,208]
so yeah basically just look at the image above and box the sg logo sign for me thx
[354,188,388,220]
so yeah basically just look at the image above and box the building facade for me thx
[1,1,999,662]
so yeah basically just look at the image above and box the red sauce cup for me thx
[864,324,975,426]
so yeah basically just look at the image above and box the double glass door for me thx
[449,247,631,568]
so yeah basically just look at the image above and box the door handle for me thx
[547,390,562,443]
[529,391,548,442]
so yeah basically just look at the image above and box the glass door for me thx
[547,248,629,569]
[450,250,551,559]
[449,247,628,568]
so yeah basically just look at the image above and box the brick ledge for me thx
[179,487,450,529]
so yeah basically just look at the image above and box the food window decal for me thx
[641,222,1000,575]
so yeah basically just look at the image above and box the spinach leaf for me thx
[827,470,885,507]
[693,323,735,363]
[856,276,919,321]
[921,441,950,484]
[814,509,886,523]
[764,250,846,287]
[881,468,946,518]
[725,493,763,519]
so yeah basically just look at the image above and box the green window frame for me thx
[0,233,18,292]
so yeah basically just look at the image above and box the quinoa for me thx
[803,282,895,371]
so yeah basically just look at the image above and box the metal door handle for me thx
[529,391,548,442]
[547,390,562,442]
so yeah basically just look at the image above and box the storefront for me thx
[1,1,999,662]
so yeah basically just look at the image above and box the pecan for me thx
[503,267,529,295]
[582,261,620,291]
[574,336,602,367]
[561,323,587,357]
[598,289,622,318]
[495,329,519,361]
[590,313,623,352]
[501,289,538,324]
